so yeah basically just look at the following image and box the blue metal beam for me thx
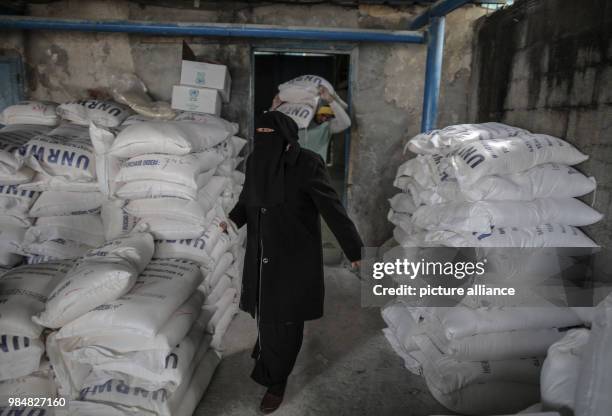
[420,16,445,132]
[410,0,472,29]
[0,16,425,44]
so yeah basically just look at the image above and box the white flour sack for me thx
[153,222,223,267]
[101,200,139,241]
[1,101,59,126]
[574,294,612,416]
[23,238,92,260]
[198,176,232,212]
[440,306,583,340]
[424,223,598,248]
[0,184,39,220]
[58,259,203,339]
[412,198,602,233]
[388,193,418,214]
[115,174,214,201]
[461,163,597,201]
[0,361,57,404]
[451,133,589,186]
[57,99,132,128]
[395,154,453,189]
[278,74,347,108]
[89,122,121,197]
[0,124,53,174]
[0,225,26,266]
[231,136,248,156]
[29,191,104,217]
[406,122,527,155]
[109,121,231,158]
[115,151,224,191]
[20,123,96,183]
[34,233,154,329]
[25,214,105,248]
[0,334,44,381]
[174,111,239,136]
[50,291,204,386]
[0,261,72,338]
[275,103,315,129]
[540,329,589,413]
[426,324,566,361]
[78,316,210,393]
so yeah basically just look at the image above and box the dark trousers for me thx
[251,321,304,394]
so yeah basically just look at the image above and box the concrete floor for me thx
[194,266,449,416]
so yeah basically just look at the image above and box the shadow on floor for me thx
[194,266,449,416]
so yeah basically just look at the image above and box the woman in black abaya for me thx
[223,111,363,414]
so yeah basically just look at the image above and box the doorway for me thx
[253,50,351,264]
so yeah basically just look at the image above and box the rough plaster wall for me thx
[5,0,483,246]
[472,0,612,247]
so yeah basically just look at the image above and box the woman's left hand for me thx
[351,261,361,270]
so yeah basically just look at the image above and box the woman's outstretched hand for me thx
[351,261,360,270]
[220,221,228,233]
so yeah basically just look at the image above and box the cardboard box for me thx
[180,60,231,102]
[171,85,222,116]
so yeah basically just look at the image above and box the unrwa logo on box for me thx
[189,88,200,101]
[195,71,206,85]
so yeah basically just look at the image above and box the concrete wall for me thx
[470,0,612,247]
[1,0,486,246]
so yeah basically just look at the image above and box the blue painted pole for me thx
[421,16,445,133]
[410,0,471,29]
[0,16,425,44]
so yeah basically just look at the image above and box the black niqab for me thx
[245,111,300,207]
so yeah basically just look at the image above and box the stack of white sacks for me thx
[383,123,604,415]
[0,101,60,270]
[0,99,247,414]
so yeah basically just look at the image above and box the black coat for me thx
[229,148,363,323]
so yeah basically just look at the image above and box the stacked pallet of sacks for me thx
[15,99,133,262]
[0,98,247,414]
[432,293,612,416]
[383,123,603,415]
[0,102,60,270]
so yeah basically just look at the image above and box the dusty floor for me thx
[194,266,449,416]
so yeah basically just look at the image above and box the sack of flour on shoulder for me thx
[0,261,72,338]
[34,232,154,329]
[29,190,104,217]
[20,123,96,185]
[275,103,315,129]
[110,121,231,158]
[0,124,52,180]
[406,122,528,155]
[451,133,589,186]
[58,259,203,339]
[1,101,59,126]
[57,99,132,128]
[174,111,239,136]
[279,74,347,108]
